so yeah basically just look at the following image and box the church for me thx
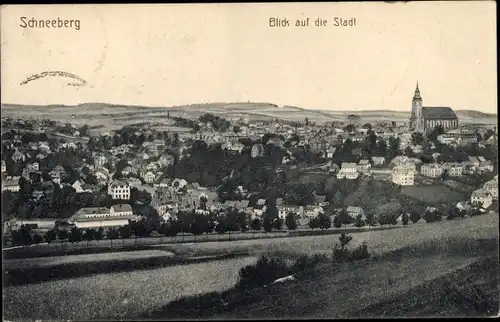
[408,82,459,132]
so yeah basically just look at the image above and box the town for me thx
[1,84,498,247]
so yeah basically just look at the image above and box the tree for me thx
[57,229,69,243]
[402,213,409,225]
[441,169,449,180]
[273,217,284,232]
[119,225,132,245]
[84,228,95,247]
[95,227,104,243]
[190,212,210,242]
[339,232,353,250]
[410,211,421,224]
[317,213,332,230]
[45,229,57,244]
[165,219,181,237]
[333,215,342,228]
[107,228,120,248]
[285,213,297,231]
[308,217,318,230]
[263,216,273,233]
[69,227,82,244]
[250,218,262,231]
[365,212,376,228]
[411,132,424,146]
[355,214,365,228]
[33,234,43,244]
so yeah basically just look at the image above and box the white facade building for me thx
[420,163,444,178]
[108,180,131,200]
[391,165,415,186]
[470,189,493,209]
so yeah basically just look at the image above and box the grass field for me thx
[401,185,466,205]
[3,213,498,319]
[197,241,498,319]
[3,256,258,320]
[4,249,174,270]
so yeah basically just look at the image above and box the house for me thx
[357,160,371,172]
[121,166,135,176]
[337,163,358,180]
[437,133,456,145]
[93,154,108,167]
[326,147,337,159]
[143,171,156,184]
[94,168,110,182]
[158,154,175,167]
[278,204,303,219]
[154,178,171,188]
[250,144,264,158]
[12,150,26,162]
[72,180,93,194]
[398,133,412,150]
[110,204,133,217]
[371,156,385,166]
[69,206,135,229]
[108,180,131,200]
[346,206,364,220]
[303,205,324,218]
[456,201,472,212]
[127,177,142,187]
[470,189,493,209]
[2,178,20,192]
[389,156,420,168]
[468,156,480,168]
[146,162,160,172]
[49,170,62,185]
[392,165,415,186]
[411,145,424,154]
[420,163,444,178]
[483,177,498,199]
[171,178,188,192]
[267,137,285,147]
[7,218,58,231]
[477,157,494,173]
[442,162,463,177]
[38,142,50,153]
[314,195,328,207]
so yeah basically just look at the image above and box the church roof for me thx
[422,107,458,120]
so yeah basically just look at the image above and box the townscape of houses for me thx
[1,108,498,234]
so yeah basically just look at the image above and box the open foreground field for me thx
[3,212,498,319]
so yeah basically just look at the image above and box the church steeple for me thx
[413,81,421,100]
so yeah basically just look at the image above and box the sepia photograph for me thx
[1,2,498,320]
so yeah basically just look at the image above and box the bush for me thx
[236,256,291,289]
[292,254,328,278]
[423,210,443,223]
[332,233,370,263]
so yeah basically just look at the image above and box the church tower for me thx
[410,82,424,132]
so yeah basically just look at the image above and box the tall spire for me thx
[413,81,421,99]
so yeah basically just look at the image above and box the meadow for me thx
[401,185,466,205]
[3,212,497,320]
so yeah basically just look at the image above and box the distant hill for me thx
[454,110,497,119]
[1,102,496,127]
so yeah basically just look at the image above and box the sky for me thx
[0,2,497,113]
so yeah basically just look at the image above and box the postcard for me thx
[1,2,498,320]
